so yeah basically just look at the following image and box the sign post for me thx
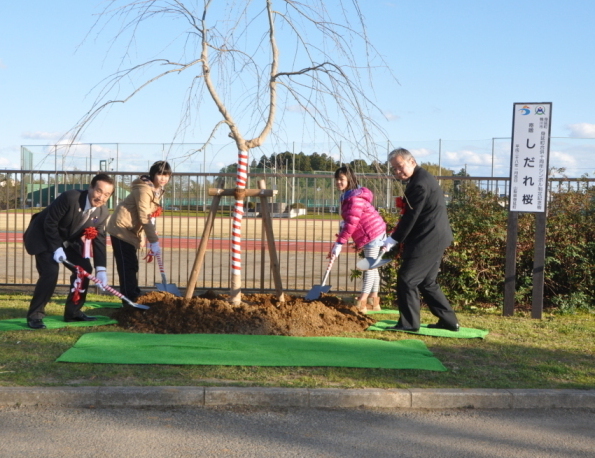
[504,103,552,318]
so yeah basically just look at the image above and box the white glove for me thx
[329,243,343,258]
[53,247,66,263]
[149,241,161,255]
[382,236,398,251]
[95,268,108,290]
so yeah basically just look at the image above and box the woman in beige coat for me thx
[107,161,172,304]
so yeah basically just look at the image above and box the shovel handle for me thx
[155,252,169,285]
[320,255,336,287]
[155,252,166,275]
[375,246,388,262]
[60,258,144,309]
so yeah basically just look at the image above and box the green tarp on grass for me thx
[48,300,122,309]
[0,315,117,332]
[83,301,122,309]
[368,320,489,339]
[366,309,399,315]
[56,332,447,371]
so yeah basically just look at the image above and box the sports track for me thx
[0,214,341,253]
[0,232,331,252]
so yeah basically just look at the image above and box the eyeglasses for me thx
[390,165,408,173]
[390,158,414,172]
[91,186,113,199]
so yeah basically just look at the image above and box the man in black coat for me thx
[382,148,460,332]
[24,173,115,329]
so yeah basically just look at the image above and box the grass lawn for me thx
[0,292,594,389]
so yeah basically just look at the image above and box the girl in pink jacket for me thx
[328,166,386,312]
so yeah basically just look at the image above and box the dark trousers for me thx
[27,246,93,321]
[396,249,458,329]
[111,235,141,304]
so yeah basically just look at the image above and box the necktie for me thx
[75,208,94,233]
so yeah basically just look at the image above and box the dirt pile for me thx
[112,291,375,337]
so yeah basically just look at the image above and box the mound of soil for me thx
[112,291,375,337]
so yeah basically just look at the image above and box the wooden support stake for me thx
[503,211,518,316]
[209,188,277,198]
[258,180,285,302]
[185,181,284,302]
[532,211,547,319]
[184,195,221,300]
[260,215,266,292]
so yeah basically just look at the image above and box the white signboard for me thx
[509,102,552,213]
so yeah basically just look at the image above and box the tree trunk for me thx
[229,148,249,304]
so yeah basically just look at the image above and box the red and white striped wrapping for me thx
[231,150,249,274]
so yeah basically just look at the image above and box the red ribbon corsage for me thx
[81,227,98,259]
[151,206,163,218]
[395,197,407,216]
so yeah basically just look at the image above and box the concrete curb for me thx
[1,387,594,410]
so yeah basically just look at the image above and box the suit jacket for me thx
[23,189,109,267]
[391,166,453,259]
[106,177,162,249]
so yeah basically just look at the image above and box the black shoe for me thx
[64,314,97,323]
[386,324,420,332]
[27,319,47,330]
[427,321,460,332]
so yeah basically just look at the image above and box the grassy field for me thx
[0,292,594,389]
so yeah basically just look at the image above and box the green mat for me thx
[49,300,122,309]
[83,301,122,309]
[56,332,447,371]
[0,315,118,332]
[368,320,489,339]
[366,309,399,315]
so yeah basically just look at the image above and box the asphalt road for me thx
[1,406,593,457]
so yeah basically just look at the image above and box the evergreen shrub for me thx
[374,183,595,312]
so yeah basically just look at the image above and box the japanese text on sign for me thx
[509,103,552,213]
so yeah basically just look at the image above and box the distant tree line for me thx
[220,152,389,174]
[219,151,473,178]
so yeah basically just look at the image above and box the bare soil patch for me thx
[112,291,375,337]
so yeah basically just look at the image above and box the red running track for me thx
[0,232,338,253]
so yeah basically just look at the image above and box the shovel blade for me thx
[131,302,150,310]
[305,285,332,301]
[156,282,182,296]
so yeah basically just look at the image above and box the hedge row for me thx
[375,184,595,313]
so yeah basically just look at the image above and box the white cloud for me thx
[0,155,19,169]
[410,148,434,158]
[383,111,400,122]
[445,149,492,166]
[0,59,6,69]
[550,150,577,169]
[565,123,595,138]
[285,104,306,113]
[21,131,63,141]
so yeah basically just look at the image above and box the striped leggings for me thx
[361,242,382,294]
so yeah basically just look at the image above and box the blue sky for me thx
[2,1,595,176]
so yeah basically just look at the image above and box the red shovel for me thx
[61,258,150,310]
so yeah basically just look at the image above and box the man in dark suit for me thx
[382,148,460,332]
[24,173,115,329]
